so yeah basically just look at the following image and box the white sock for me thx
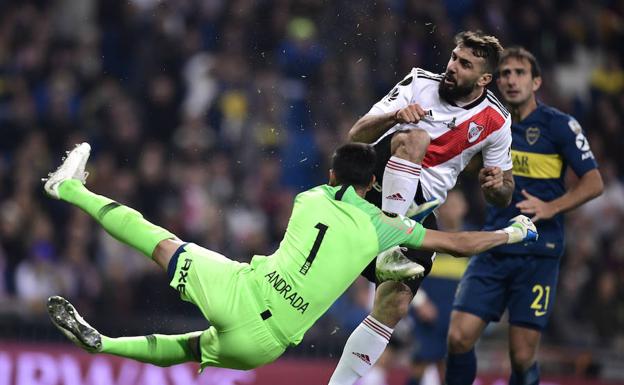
[381,156,421,215]
[328,316,393,385]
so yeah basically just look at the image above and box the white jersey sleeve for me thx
[482,116,513,171]
[367,69,418,116]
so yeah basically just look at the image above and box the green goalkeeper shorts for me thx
[167,243,287,370]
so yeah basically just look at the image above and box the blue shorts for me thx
[452,252,559,331]
[411,277,460,362]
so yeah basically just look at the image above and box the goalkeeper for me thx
[45,142,537,371]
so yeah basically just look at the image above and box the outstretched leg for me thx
[44,143,179,270]
[48,296,201,366]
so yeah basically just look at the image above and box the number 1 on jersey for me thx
[300,223,329,275]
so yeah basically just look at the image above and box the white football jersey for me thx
[368,68,512,203]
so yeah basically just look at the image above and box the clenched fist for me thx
[394,104,428,124]
[479,166,504,191]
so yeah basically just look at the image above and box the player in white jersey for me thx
[329,31,515,385]
[368,67,512,204]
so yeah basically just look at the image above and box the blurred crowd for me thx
[1,0,623,366]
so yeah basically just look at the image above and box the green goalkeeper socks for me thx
[101,332,201,367]
[58,179,175,259]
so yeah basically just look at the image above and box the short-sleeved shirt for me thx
[483,103,598,258]
[249,184,426,345]
[367,68,512,203]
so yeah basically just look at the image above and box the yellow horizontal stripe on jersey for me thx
[430,253,468,280]
[511,150,563,179]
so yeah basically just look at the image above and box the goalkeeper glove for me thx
[498,215,539,244]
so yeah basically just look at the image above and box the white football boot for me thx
[43,142,91,199]
[375,246,426,282]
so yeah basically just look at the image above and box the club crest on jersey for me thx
[526,126,540,145]
[467,122,484,143]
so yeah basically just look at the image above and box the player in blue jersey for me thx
[444,47,604,385]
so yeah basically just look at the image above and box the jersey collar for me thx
[518,100,545,124]
[334,184,351,201]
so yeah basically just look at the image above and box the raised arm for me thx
[349,69,425,144]
[348,112,399,143]
[348,104,429,144]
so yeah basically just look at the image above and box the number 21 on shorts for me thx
[530,284,551,317]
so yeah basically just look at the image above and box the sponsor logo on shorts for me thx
[176,258,192,295]
[264,270,309,314]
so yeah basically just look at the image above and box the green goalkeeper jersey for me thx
[249,184,426,346]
